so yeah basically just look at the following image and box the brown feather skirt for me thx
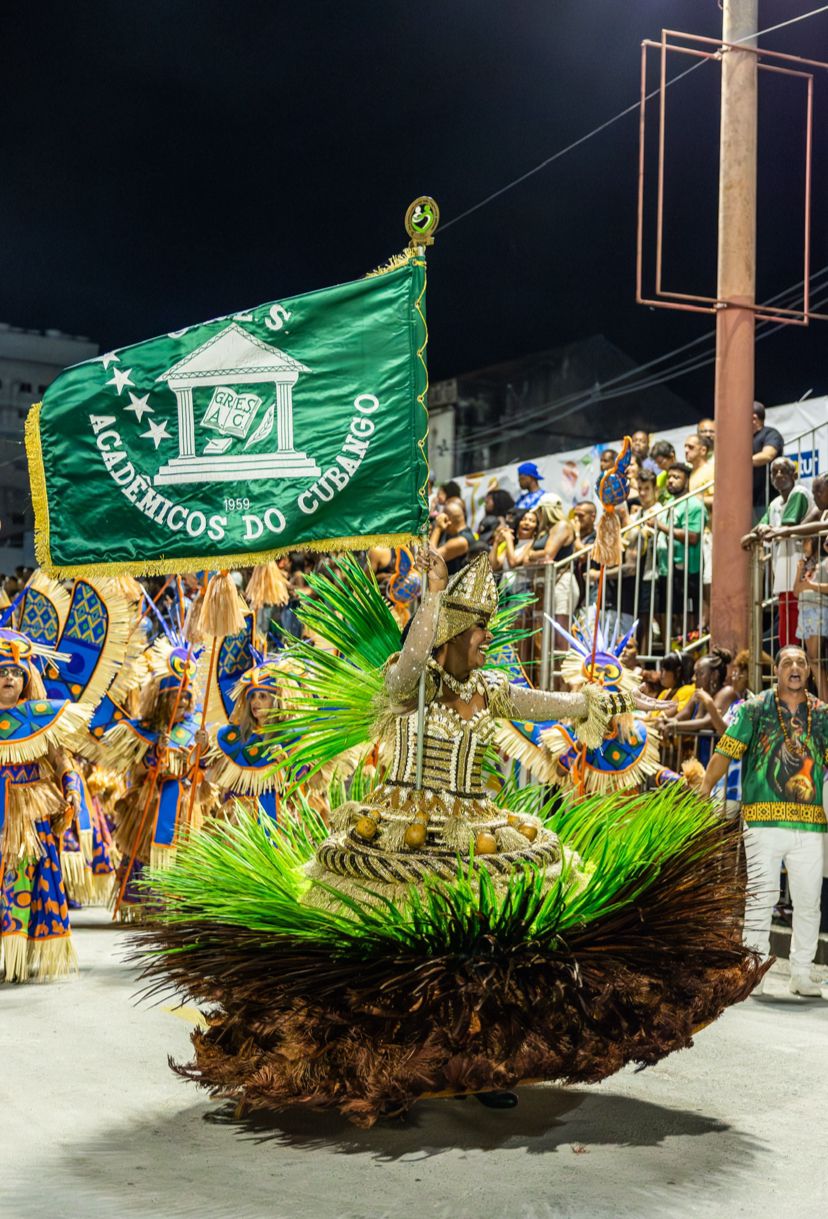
[137,816,766,1127]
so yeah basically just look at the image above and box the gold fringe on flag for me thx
[365,247,416,278]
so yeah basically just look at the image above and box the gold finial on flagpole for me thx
[405,197,440,250]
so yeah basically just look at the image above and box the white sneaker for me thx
[789,973,823,997]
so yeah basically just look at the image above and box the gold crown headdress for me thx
[433,554,499,649]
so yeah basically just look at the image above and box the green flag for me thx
[27,255,428,576]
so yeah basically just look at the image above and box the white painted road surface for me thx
[2,909,827,1219]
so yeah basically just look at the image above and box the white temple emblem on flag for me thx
[154,323,320,485]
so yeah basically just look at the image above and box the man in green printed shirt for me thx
[702,646,828,997]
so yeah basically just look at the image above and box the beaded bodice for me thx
[387,701,499,800]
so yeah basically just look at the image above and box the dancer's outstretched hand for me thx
[631,689,675,714]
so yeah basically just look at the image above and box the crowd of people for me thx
[426,425,720,647]
[423,405,826,680]
[208,430,823,833]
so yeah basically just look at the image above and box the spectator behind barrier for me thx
[649,439,676,499]
[572,500,598,608]
[535,498,578,626]
[684,433,715,508]
[624,469,660,649]
[698,417,715,451]
[430,497,475,575]
[642,462,704,640]
[642,651,696,717]
[514,462,545,512]
[490,507,542,590]
[659,647,735,766]
[752,402,784,522]
[436,480,462,507]
[631,430,660,476]
[745,457,813,650]
[477,488,515,547]
[792,532,828,701]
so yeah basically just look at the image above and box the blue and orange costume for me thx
[205,662,285,823]
[493,619,675,794]
[200,619,285,823]
[106,634,206,919]
[1,574,131,980]
[0,638,87,982]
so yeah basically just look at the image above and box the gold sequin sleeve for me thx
[508,685,589,724]
[384,592,443,703]
[508,683,636,750]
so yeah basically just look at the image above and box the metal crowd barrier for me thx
[527,480,714,689]
[747,420,827,695]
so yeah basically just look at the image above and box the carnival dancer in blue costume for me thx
[60,759,123,907]
[0,629,87,981]
[494,616,676,794]
[1,573,131,980]
[108,631,206,920]
[199,658,285,825]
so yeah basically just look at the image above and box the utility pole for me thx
[711,0,758,657]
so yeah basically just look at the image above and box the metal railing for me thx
[747,420,828,695]
[747,527,828,696]
[525,419,826,694]
[506,480,715,689]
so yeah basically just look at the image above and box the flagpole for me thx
[184,636,217,829]
[403,198,439,796]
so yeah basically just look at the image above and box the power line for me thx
[453,265,828,452]
[441,4,828,235]
[757,3,828,39]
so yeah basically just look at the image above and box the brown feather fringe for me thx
[134,817,765,1128]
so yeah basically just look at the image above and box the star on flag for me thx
[96,351,120,369]
[140,418,171,449]
[106,367,134,395]
[124,392,154,423]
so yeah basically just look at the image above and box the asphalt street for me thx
[2,908,826,1219]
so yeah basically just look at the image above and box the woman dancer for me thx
[137,552,763,1124]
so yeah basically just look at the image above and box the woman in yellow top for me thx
[648,652,696,717]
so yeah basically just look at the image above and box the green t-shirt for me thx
[715,689,828,831]
[656,496,706,576]
[759,486,811,528]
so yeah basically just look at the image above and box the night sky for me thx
[3,0,827,413]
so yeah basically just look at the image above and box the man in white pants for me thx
[701,646,828,997]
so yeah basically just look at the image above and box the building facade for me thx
[429,335,694,476]
[0,325,98,574]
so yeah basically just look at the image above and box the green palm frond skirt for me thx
[132,786,764,1127]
